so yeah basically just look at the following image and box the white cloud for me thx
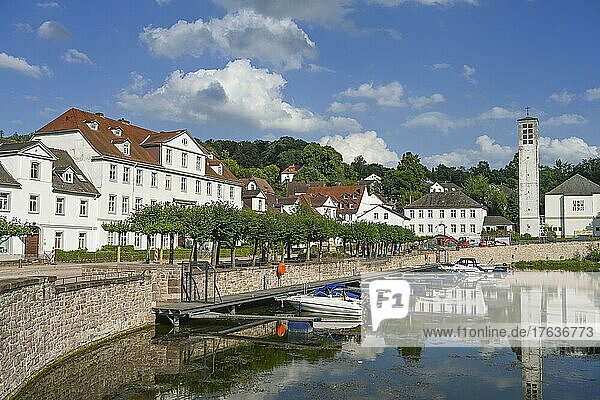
[155,0,171,5]
[426,62,451,70]
[140,10,316,70]
[117,59,361,134]
[328,101,368,113]
[424,135,515,168]
[371,0,478,6]
[36,1,60,8]
[14,23,33,33]
[340,81,404,107]
[545,113,587,126]
[548,90,574,104]
[37,20,71,42]
[539,137,599,164]
[478,106,520,120]
[404,111,471,133]
[213,0,353,26]
[583,87,600,101]
[0,52,50,79]
[462,64,477,84]
[319,131,400,167]
[308,63,335,73]
[407,93,444,109]
[62,49,92,64]
[383,28,402,40]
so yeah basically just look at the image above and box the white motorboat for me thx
[439,257,509,273]
[284,284,362,319]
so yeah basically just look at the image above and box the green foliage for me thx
[0,217,31,237]
[513,259,600,272]
[294,166,326,183]
[101,220,131,234]
[381,152,428,208]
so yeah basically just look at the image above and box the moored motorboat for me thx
[439,257,509,273]
[284,284,362,319]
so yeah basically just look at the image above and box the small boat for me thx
[284,283,362,319]
[439,257,509,273]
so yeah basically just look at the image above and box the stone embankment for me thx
[0,274,153,399]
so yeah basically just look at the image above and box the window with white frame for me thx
[196,179,201,194]
[63,170,73,183]
[418,224,424,233]
[80,199,88,217]
[107,232,115,245]
[30,161,40,180]
[122,196,130,214]
[151,172,157,188]
[409,210,415,219]
[166,148,172,164]
[29,194,39,213]
[460,209,466,218]
[0,193,10,212]
[410,224,415,232]
[428,210,433,218]
[460,224,466,233]
[384,212,389,220]
[428,224,433,233]
[55,197,65,215]
[123,142,130,156]
[182,138,188,146]
[109,164,117,182]
[418,210,424,218]
[181,152,188,168]
[181,177,187,192]
[374,212,379,220]
[230,186,234,199]
[135,197,143,210]
[573,200,585,212]
[135,169,143,186]
[149,234,155,248]
[134,232,141,248]
[165,175,172,191]
[217,184,222,198]
[108,194,116,214]
[207,182,213,196]
[123,166,130,183]
[54,231,63,250]
[150,199,157,205]
[439,210,445,218]
[196,156,203,171]
[78,232,86,249]
[470,209,476,218]
[120,232,127,246]
[451,209,457,218]
[470,224,476,233]
[451,224,457,233]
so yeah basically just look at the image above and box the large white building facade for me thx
[1,108,242,258]
[544,174,600,238]
[518,115,541,237]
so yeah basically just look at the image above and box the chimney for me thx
[95,112,104,117]
[118,118,130,124]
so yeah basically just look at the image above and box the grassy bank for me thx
[513,259,600,272]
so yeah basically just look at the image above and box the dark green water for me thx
[15,316,600,400]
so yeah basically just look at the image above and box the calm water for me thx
[16,271,600,400]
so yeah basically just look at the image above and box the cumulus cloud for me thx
[407,93,444,109]
[14,23,33,33]
[0,52,50,78]
[548,90,574,105]
[140,10,316,70]
[405,106,521,133]
[545,113,587,126]
[583,87,600,101]
[424,135,599,168]
[423,135,512,168]
[308,63,335,73]
[539,137,599,164]
[328,101,367,113]
[426,62,451,70]
[117,59,361,134]
[340,81,404,107]
[213,0,353,26]
[371,0,478,6]
[37,20,71,42]
[462,64,477,84]
[155,0,171,5]
[478,106,520,120]
[319,131,400,167]
[36,1,60,8]
[62,49,92,64]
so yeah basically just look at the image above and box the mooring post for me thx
[205,262,209,303]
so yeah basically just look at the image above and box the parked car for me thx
[458,240,470,248]
[478,241,488,247]
[493,240,509,246]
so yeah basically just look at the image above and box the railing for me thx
[180,261,222,303]
[55,270,142,286]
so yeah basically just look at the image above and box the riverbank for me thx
[513,259,600,272]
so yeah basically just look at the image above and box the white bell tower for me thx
[518,108,540,237]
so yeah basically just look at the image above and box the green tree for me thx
[0,217,31,252]
[101,220,131,263]
[381,152,428,208]
[294,166,326,183]
[464,175,489,204]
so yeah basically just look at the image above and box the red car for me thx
[478,241,488,247]
[458,241,470,248]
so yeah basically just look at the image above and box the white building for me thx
[279,194,338,220]
[404,191,487,240]
[17,107,243,255]
[0,141,99,257]
[357,204,408,226]
[241,177,277,212]
[306,185,385,223]
[544,174,600,238]
[518,114,541,237]
[280,165,299,183]
[429,181,462,193]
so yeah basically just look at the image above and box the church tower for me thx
[518,110,540,237]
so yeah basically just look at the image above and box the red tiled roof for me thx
[142,130,186,145]
[307,185,365,214]
[282,164,299,174]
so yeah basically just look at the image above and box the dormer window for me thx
[248,182,256,190]
[62,170,73,183]
[85,120,99,130]
[123,142,130,156]
[110,127,122,136]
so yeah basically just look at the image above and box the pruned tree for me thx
[101,220,131,263]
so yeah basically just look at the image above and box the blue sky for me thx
[1,0,599,168]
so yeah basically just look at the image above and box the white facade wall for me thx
[544,193,600,237]
[404,207,487,241]
[518,118,541,237]
[281,172,295,183]
[357,206,406,226]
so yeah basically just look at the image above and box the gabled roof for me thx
[546,174,600,196]
[282,164,299,174]
[141,130,186,145]
[307,185,365,214]
[483,216,514,226]
[405,191,483,209]
[241,177,274,195]
[0,162,20,188]
[0,141,38,153]
[50,148,100,197]
[205,157,239,184]
[361,204,409,220]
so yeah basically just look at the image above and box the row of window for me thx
[408,209,477,219]
[164,149,203,171]
[54,231,87,250]
[409,223,477,234]
[372,212,389,220]
[0,192,90,216]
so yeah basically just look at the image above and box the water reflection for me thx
[15,271,600,400]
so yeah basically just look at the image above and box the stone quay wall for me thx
[0,275,154,399]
